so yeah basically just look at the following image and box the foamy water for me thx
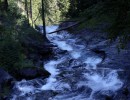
[10,26,123,100]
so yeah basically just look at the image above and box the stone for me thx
[0,68,14,98]
[0,68,14,85]
[16,67,50,80]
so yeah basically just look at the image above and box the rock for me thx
[21,36,55,60]
[35,25,42,32]
[122,88,129,96]
[91,48,106,62]
[84,38,130,70]
[97,43,130,70]
[15,90,58,100]
[76,27,130,99]
[0,68,14,86]
[69,59,83,67]
[0,68,14,98]
[85,37,130,100]
[105,96,113,100]
[54,48,68,55]
[113,88,129,100]
[16,67,50,80]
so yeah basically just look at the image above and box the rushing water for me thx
[10,26,123,100]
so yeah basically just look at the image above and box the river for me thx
[10,26,123,100]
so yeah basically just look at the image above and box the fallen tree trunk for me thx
[48,19,86,34]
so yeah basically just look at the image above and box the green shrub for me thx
[0,35,22,71]
[14,59,35,69]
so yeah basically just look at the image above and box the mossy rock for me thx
[14,67,50,80]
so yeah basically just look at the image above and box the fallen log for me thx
[48,19,86,34]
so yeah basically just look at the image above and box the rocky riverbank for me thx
[59,21,130,99]
[1,22,130,99]
[0,31,54,99]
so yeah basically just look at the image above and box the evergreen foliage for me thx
[0,0,130,71]
[67,0,130,45]
[32,0,70,25]
[0,0,38,71]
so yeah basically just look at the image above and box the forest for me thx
[0,0,130,100]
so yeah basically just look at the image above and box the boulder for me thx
[21,36,54,57]
[0,68,14,86]
[54,48,68,55]
[91,48,106,62]
[88,40,130,99]
[0,68,14,97]
[97,42,130,70]
[16,67,50,80]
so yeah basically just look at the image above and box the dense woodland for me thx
[0,0,130,98]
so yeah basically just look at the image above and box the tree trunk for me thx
[3,0,8,11]
[41,0,49,42]
[48,19,86,34]
[29,0,33,26]
[25,0,29,25]
[41,0,46,35]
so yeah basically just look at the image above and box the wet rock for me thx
[54,48,68,55]
[122,88,129,96]
[0,68,14,86]
[85,38,130,70]
[98,44,130,70]
[113,89,128,100]
[16,67,50,80]
[105,95,113,100]
[0,68,14,98]
[69,59,83,67]
[34,90,58,100]
[75,27,130,99]
[91,48,106,62]
[15,90,58,100]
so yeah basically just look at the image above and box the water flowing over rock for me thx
[8,25,130,100]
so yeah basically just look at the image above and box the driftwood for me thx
[48,19,86,34]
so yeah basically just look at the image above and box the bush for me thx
[0,35,22,71]
[14,59,35,69]
[0,0,47,72]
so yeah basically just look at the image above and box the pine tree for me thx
[31,0,70,25]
